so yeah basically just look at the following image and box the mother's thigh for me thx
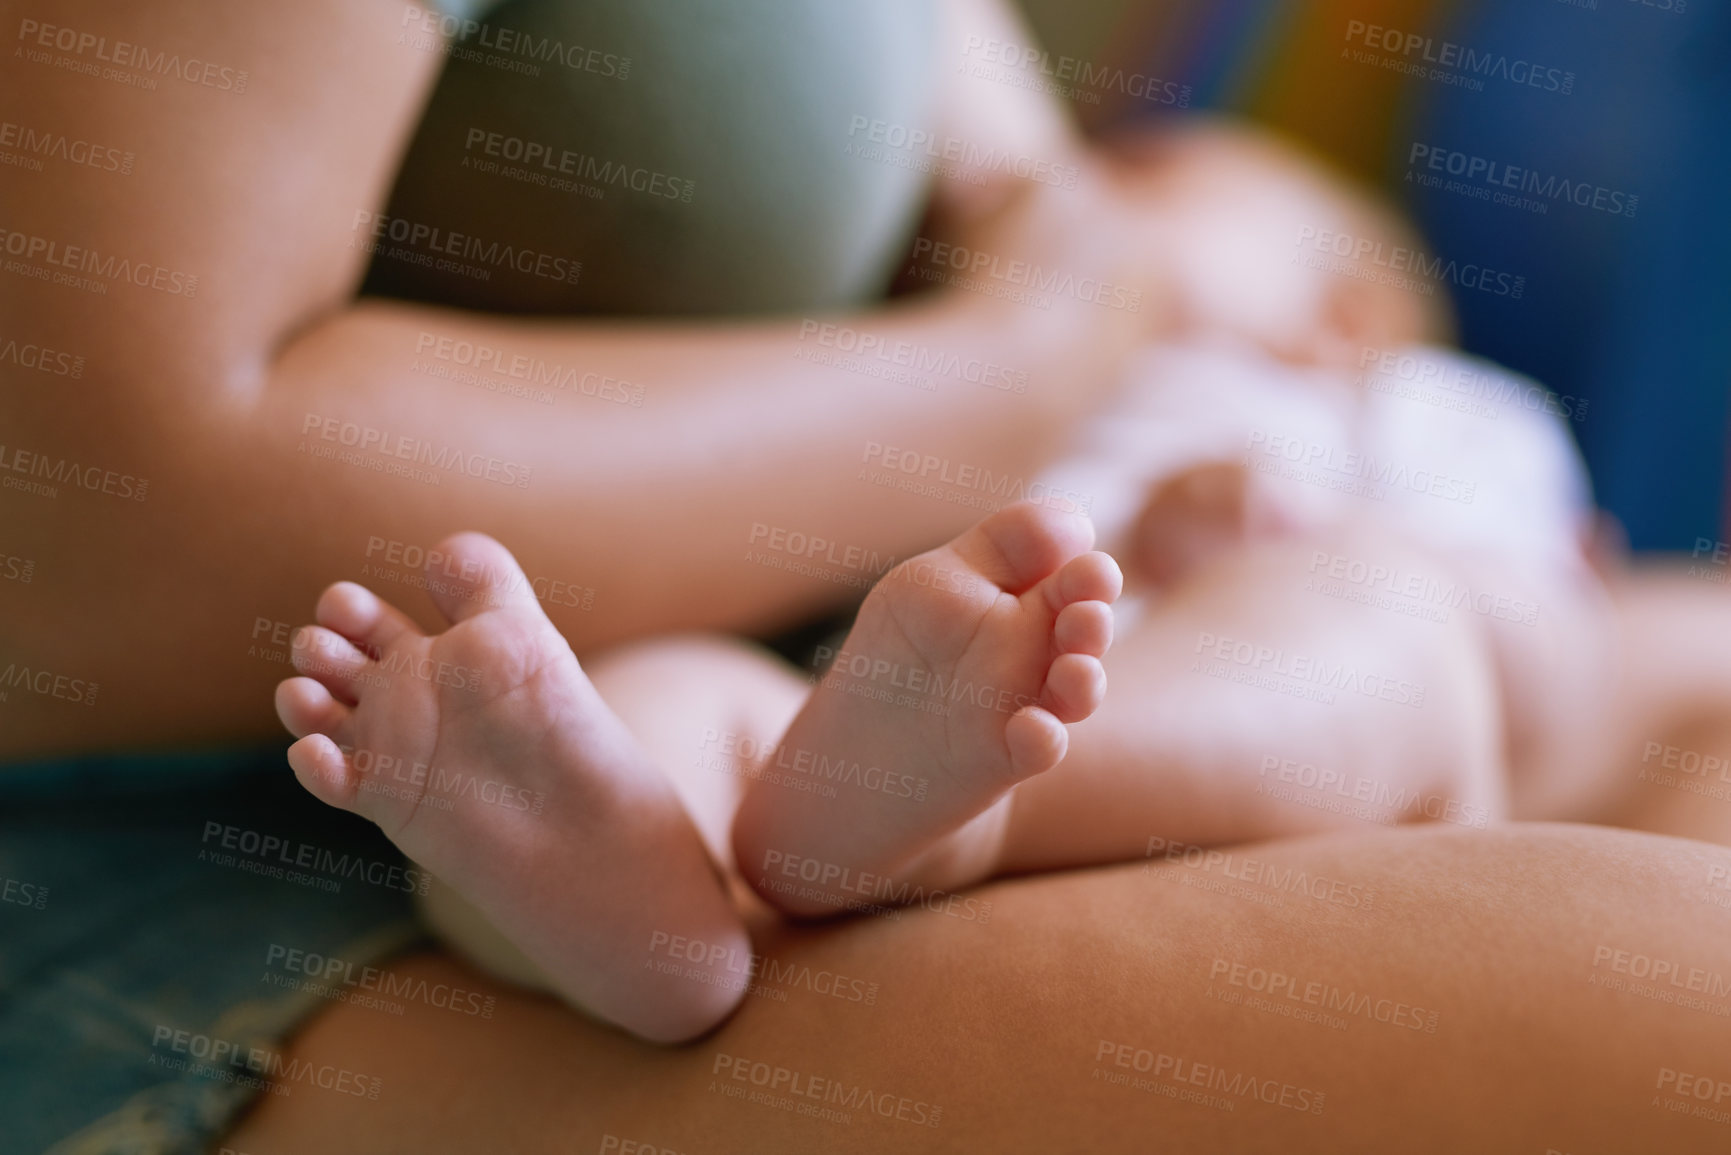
[226,823,1731,1153]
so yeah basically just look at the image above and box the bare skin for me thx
[0,0,1141,759]
[224,552,1731,1150]
[1002,524,1509,870]
[24,0,1708,1149]
[732,503,1122,910]
[273,506,1117,1039]
[275,534,754,1045]
[263,512,1721,1067]
[0,0,1447,762]
[224,822,1731,1154]
[1574,566,1731,842]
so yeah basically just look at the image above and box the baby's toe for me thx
[290,625,374,704]
[1049,551,1123,611]
[1005,705,1069,778]
[952,502,1096,596]
[286,733,359,811]
[421,531,542,625]
[1039,652,1107,724]
[316,582,422,655]
[1054,600,1114,659]
[275,676,353,742]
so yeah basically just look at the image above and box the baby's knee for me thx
[1404,605,1510,823]
[585,626,806,716]
[1316,526,1511,818]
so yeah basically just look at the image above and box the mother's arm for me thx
[226,823,1731,1153]
[0,0,1138,757]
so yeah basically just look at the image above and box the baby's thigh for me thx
[1006,525,1509,870]
[1223,522,1510,806]
[1455,553,1618,818]
[585,634,810,857]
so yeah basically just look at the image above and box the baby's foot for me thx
[274,533,746,1043]
[732,502,1121,916]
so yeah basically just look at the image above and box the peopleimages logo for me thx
[265,943,498,1018]
[1342,20,1574,94]
[199,820,431,895]
[0,333,84,377]
[351,211,581,285]
[0,120,133,175]
[0,227,198,296]
[1294,226,1524,299]
[1358,346,1587,423]
[1407,143,1637,218]
[16,19,251,93]
[461,128,694,202]
[1193,630,1427,708]
[846,117,1081,190]
[908,238,1141,312]
[398,5,631,79]
[711,1052,943,1127]
[150,1026,380,1098]
[299,413,534,489]
[1307,549,1540,628]
[0,443,148,502]
[957,36,1192,107]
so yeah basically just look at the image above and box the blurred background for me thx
[1019,0,1731,551]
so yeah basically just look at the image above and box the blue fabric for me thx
[0,747,424,1154]
[1397,0,1731,549]
[1122,0,1731,549]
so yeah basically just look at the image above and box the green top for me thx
[370,0,937,316]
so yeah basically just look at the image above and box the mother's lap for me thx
[227,823,1731,1153]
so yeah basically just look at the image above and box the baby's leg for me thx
[1445,552,1620,822]
[416,632,810,999]
[998,522,1510,874]
[274,533,758,1043]
[732,502,1123,915]
[1556,564,1731,844]
[585,634,811,869]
